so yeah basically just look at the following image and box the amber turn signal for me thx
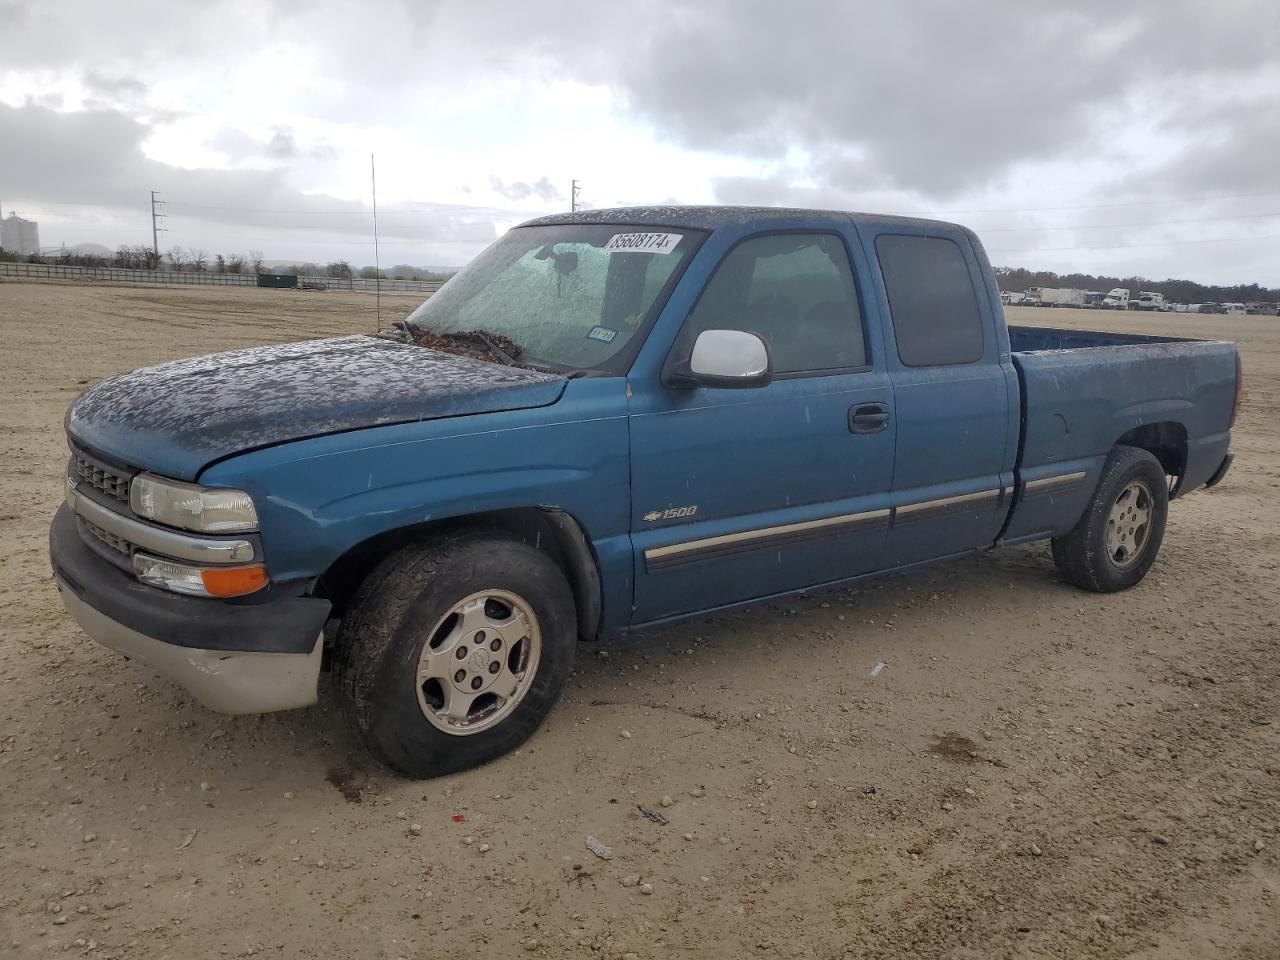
[200,564,269,598]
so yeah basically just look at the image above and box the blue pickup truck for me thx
[51,206,1240,776]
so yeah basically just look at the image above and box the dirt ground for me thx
[1,282,1277,959]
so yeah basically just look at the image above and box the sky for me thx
[1,0,1278,284]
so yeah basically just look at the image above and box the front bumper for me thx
[51,504,330,714]
[56,574,323,713]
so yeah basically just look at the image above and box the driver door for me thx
[628,230,896,622]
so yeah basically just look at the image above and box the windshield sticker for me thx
[586,325,619,344]
[604,232,682,254]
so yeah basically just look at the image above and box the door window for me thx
[678,233,866,374]
[875,234,985,366]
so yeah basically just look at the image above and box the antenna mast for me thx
[371,153,382,332]
[571,179,580,213]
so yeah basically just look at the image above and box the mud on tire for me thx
[333,530,577,778]
[1051,445,1169,593]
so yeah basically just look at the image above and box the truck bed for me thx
[1009,325,1193,351]
[1000,324,1238,544]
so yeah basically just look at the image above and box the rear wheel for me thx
[334,531,576,777]
[1051,446,1169,593]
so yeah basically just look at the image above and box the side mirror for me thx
[668,329,771,389]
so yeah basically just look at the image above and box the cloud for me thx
[210,125,301,162]
[489,175,563,203]
[265,127,299,159]
[524,0,1279,199]
[1112,91,1280,197]
[0,102,514,263]
[3,0,1278,281]
[83,71,147,102]
[10,1,1278,204]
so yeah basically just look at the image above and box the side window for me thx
[681,233,866,374]
[875,234,985,366]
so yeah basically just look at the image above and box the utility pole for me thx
[571,179,581,213]
[150,190,167,266]
[371,153,382,333]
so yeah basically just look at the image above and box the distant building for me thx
[2,210,40,256]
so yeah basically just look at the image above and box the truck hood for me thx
[67,335,567,480]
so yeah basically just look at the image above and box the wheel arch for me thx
[316,507,603,641]
[1114,421,1188,493]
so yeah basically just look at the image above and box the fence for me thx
[0,261,447,295]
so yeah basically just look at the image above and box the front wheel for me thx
[333,531,577,777]
[1051,446,1169,593]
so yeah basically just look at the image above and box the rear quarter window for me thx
[875,234,985,366]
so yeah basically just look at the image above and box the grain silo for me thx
[1,209,41,256]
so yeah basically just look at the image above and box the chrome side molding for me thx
[645,508,890,571]
[1024,470,1087,493]
[644,476,1088,574]
[895,488,1000,517]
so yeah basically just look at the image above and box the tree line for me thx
[994,266,1278,305]
[0,244,453,282]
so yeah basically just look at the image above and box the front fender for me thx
[199,379,632,585]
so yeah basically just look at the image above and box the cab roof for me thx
[519,204,961,234]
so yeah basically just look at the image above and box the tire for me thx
[333,530,577,778]
[1051,445,1169,593]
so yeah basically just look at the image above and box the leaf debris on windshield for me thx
[409,329,534,369]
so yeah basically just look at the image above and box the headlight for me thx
[130,473,258,533]
[134,553,268,598]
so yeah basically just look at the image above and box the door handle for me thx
[849,403,890,434]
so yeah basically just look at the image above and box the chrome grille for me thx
[73,454,132,504]
[77,516,132,556]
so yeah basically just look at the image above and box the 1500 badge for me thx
[642,505,698,522]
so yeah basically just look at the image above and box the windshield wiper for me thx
[475,331,520,367]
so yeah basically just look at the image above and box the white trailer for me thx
[1051,288,1087,308]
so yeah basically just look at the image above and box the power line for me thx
[976,210,1280,233]
[153,199,1280,234]
[919,189,1280,215]
[986,233,1280,254]
[24,186,1280,217]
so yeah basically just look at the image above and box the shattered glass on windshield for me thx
[402,224,703,374]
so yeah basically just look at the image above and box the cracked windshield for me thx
[404,224,701,373]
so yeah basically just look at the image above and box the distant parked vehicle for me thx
[1130,292,1169,312]
[1084,291,1107,308]
[1029,287,1086,308]
[1001,291,1025,305]
[1102,288,1131,309]
[1222,303,1247,316]
[1051,288,1087,308]
[1244,302,1275,316]
[1198,303,1226,314]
